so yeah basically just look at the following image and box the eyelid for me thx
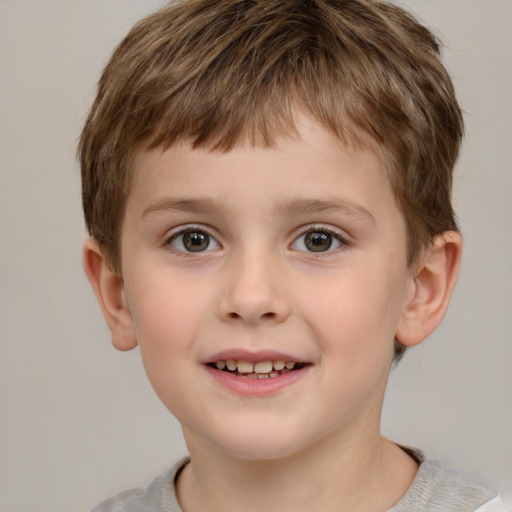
[165,224,221,253]
[291,224,349,253]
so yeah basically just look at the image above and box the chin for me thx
[225,440,297,461]
[206,419,318,461]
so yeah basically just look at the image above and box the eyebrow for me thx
[276,198,376,226]
[142,197,227,217]
[142,196,376,225]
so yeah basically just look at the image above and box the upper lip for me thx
[204,349,310,364]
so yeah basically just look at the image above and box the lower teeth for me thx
[229,368,294,378]
[240,372,277,379]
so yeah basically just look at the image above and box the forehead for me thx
[133,114,391,189]
[125,117,402,233]
[134,121,382,186]
[139,106,391,168]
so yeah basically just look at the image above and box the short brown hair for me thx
[79,0,463,275]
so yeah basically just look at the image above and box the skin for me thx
[84,116,462,511]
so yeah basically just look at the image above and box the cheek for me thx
[300,266,405,357]
[127,264,211,335]
[127,286,205,414]
[124,273,207,378]
[133,291,191,343]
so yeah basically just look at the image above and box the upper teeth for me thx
[215,359,296,373]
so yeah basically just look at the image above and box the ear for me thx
[395,231,463,347]
[83,238,138,351]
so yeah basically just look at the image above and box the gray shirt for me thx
[91,449,498,511]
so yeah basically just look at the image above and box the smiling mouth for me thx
[206,359,309,379]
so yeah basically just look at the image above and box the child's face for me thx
[119,117,414,460]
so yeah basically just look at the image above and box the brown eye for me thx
[183,231,209,252]
[292,228,344,253]
[170,229,220,253]
[304,231,333,252]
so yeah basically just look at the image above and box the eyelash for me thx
[291,225,348,254]
[165,224,348,255]
[166,226,220,255]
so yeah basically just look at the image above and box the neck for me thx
[177,429,418,512]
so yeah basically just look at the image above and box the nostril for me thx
[227,311,275,320]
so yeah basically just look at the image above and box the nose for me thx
[217,251,291,326]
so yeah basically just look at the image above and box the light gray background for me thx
[0,1,510,510]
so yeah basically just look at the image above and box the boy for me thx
[80,0,500,510]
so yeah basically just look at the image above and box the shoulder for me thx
[90,458,189,512]
[475,495,510,512]
[90,487,144,512]
[390,448,498,512]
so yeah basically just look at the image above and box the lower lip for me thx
[204,365,310,396]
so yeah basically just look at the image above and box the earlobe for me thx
[83,239,138,351]
[395,231,463,347]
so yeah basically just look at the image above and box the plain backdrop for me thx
[0,1,511,510]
